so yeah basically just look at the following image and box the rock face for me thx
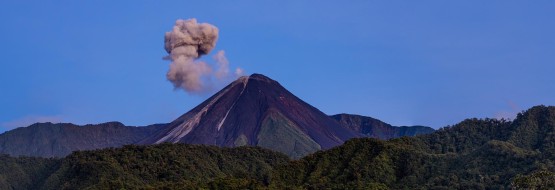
[331,114,435,140]
[140,74,361,158]
[0,122,165,157]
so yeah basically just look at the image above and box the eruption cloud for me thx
[164,18,243,94]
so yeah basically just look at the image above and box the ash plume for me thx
[164,18,243,93]
[214,50,244,80]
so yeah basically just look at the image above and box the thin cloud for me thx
[494,100,521,120]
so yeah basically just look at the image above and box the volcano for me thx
[140,74,361,158]
[0,73,433,158]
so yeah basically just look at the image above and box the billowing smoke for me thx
[164,18,243,93]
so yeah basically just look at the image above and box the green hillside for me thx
[272,105,555,189]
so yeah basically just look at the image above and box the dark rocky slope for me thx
[140,74,361,158]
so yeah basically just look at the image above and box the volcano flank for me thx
[140,74,361,157]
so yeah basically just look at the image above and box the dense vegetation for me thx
[0,155,58,190]
[0,144,290,189]
[272,105,555,189]
[0,105,554,189]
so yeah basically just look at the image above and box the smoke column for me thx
[164,18,243,93]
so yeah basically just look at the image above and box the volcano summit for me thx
[140,74,361,158]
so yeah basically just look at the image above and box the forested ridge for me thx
[1,105,554,189]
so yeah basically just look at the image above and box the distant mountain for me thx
[0,122,165,157]
[331,114,435,139]
[140,74,362,158]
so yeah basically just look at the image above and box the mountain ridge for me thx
[0,122,166,157]
[331,113,435,139]
[0,105,552,189]
[0,73,434,158]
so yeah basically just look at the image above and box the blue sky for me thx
[1,1,554,132]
